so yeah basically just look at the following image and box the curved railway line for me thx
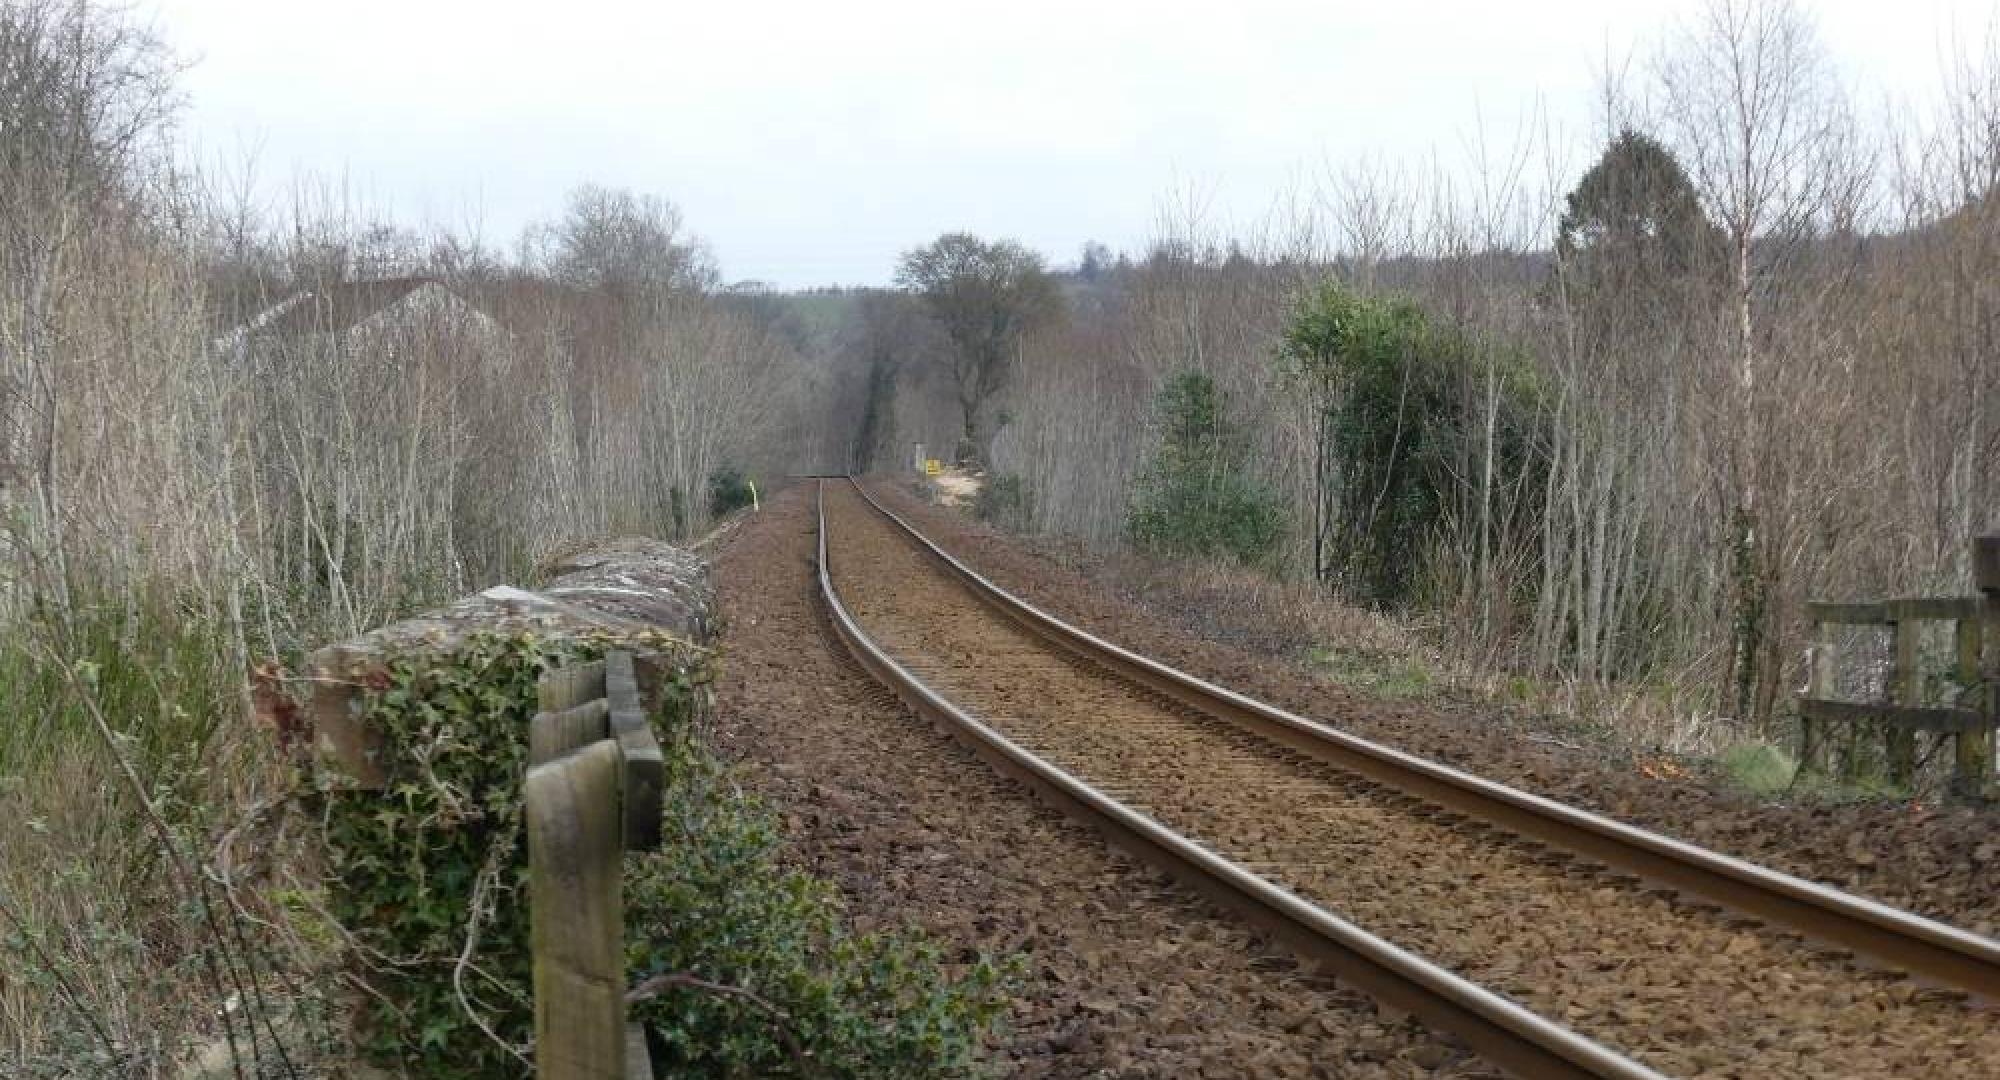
[813,478,2000,1078]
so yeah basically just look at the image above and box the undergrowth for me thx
[0,595,277,1076]
[973,473,1033,532]
[1306,646,1438,701]
[630,731,1011,1078]
[314,632,565,1075]
[316,630,1010,1078]
[0,597,241,790]
[1718,741,1796,796]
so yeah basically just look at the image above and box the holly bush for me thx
[628,730,1012,1077]
[1127,371,1285,566]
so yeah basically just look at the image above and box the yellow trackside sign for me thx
[924,458,942,475]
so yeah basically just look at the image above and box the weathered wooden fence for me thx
[527,649,665,1079]
[1797,536,1999,797]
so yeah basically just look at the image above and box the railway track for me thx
[814,478,2000,1078]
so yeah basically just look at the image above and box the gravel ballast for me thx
[861,481,2000,940]
[713,485,1491,1077]
[825,482,1999,1079]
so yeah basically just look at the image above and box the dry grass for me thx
[0,595,341,1076]
[1100,554,1422,660]
[1087,549,1754,767]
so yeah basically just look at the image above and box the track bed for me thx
[823,480,1998,1078]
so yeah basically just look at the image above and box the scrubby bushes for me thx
[629,732,1009,1077]
[707,466,759,519]
[1127,372,1284,566]
[1281,283,1545,607]
[0,597,258,1078]
[974,472,1034,531]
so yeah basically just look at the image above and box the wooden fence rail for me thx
[1797,536,1999,797]
[527,650,665,1079]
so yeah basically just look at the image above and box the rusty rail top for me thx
[836,478,2000,1004]
[816,481,1666,1080]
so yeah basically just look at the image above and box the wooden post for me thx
[541,660,608,713]
[606,652,665,851]
[526,740,626,1079]
[1952,616,1990,798]
[1971,534,2000,798]
[1800,623,1833,775]
[625,1024,653,1080]
[531,699,611,765]
[1887,618,1919,788]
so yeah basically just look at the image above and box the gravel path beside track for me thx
[825,482,1999,1078]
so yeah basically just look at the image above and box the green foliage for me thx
[1720,741,1796,796]
[628,731,1011,1078]
[1556,128,1723,295]
[974,473,1034,532]
[315,632,1008,1078]
[708,466,759,518]
[0,595,238,803]
[0,598,253,1073]
[1281,284,1438,601]
[1280,282,1545,605]
[1127,372,1285,565]
[1305,646,1439,701]
[315,632,578,1076]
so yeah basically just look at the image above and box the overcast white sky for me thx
[155,0,1998,288]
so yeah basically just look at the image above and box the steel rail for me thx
[841,477,2000,1003]
[816,481,1667,1080]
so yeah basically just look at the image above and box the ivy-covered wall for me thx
[303,547,1008,1077]
[313,631,667,1074]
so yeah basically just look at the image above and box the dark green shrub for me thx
[627,731,1010,1077]
[1127,372,1284,565]
[708,467,758,519]
[1280,282,1545,605]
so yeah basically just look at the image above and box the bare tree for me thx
[895,232,1060,463]
[0,0,182,603]
[1656,0,1862,727]
[827,290,940,472]
[527,184,717,296]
